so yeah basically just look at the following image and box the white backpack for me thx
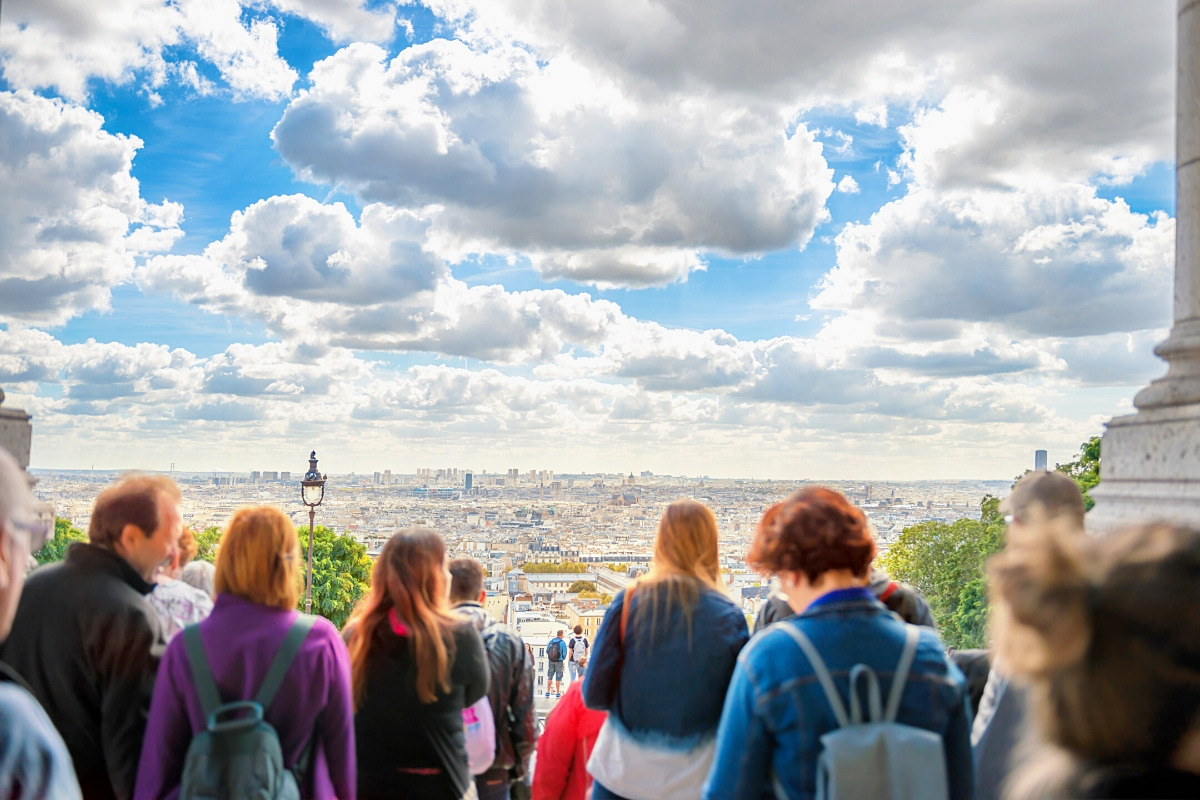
[463,695,496,776]
[776,624,950,800]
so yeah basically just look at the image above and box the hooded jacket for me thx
[455,602,538,785]
[1,543,164,800]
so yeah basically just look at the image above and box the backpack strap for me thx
[883,625,920,722]
[183,624,222,718]
[254,615,317,710]
[776,623,850,728]
[878,581,900,603]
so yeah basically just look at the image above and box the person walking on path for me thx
[545,630,566,698]
[449,558,537,800]
[531,680,606,800]
[148,526,213,641]
[566,626,588,686]
[2,473,182,800]
[0,448,82,799]
[583,499,749,800]
[702,487,972,800]
[345,529,489,800]
[134,506,355,800]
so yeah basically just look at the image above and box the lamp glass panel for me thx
[302,483,323,505]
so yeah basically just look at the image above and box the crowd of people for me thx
[1,445,1199,799]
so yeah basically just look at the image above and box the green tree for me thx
[578,590,613,605]
[296,525,372,629]
[604,563,629,572]
[1056,435,1101,510]
[523,561,589,573]
[34,518,88,565]
[877,499,1006,649]
[567,580,597,593]
[195,526,222,563]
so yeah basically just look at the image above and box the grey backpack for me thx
[179,616,316,800]
[777,623,950,800]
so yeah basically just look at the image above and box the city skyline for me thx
[0,1,1177,480]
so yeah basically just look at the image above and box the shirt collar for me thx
[65,542,156,595]
[805,586,876,611]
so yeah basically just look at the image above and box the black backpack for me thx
[547,638,563,662]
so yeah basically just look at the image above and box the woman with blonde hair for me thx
[135,506,355,800]
[345,527,489,800]
[583,499,748,800]
[991,521,1200,799]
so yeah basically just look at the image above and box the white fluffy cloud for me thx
[0,0,404,104]
[0,91,183,325]
[272,40,834,286]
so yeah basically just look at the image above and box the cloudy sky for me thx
[0,0,1178,479]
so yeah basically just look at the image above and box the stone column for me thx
[0,387,33,469]
[1089,0,1200,531]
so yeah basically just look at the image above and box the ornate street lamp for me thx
[300,450,327,615]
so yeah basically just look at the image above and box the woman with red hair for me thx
[345,528,489,800]
[702,487,972,800]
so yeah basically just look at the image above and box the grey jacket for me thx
[454,602,538,784]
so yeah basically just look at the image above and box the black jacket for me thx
[752,569,936,635]
[0,543,164,800]
[355,620,489,800]
[454,602,537,785]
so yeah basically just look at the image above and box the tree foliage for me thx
[34,518,88,565]
[523,561,590,573]
[877,497,1006,649]
[567,580,597,593]
[1056,435,1101,510]
[296,525,372,629]
[195,526,222,563]
[578,590,613,605]
[604,563,629,572]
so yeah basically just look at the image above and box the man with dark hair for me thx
[2,473,181,800]
[752,567,935,635]
[0,448,82,798]
[449,558,537,800]
[973,471,1086,800]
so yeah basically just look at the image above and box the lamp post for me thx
[300,450,327,615]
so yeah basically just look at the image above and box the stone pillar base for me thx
[1088,402,1200,534]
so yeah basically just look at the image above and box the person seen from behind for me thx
[148,526,213,640]
[702,487,973,800]
[566,625,588,685]
[531,677,606,800]
[0,448,82,799]
[546,629,566,698]
[992,520,1200,799]
[972,470,1086,800]
[449,557,537,800]
[180,560,215,599]
[583,499,749,800]
[2,473,182,800]
[752,501,934,634]
[346,528,489,800]
[134,505,355,799]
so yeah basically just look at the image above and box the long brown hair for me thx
[626,499,723,645]
[345,528,458,705]
[992,520,1200,796]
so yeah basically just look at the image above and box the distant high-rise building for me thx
[280,471,291,482]
[384,469,392,484]
[1035,450,1048,471]
[251,471,261,484]
[264,471,278,482]
[465,473,473,491]
[373,471,383,484]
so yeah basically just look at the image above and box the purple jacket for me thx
[134,594,355,800]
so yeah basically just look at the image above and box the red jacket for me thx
[532,681,607,800]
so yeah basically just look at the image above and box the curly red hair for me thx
[748,487,875,581]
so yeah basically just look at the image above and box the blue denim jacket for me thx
[583,583,749,742]
[702,589,973,800]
